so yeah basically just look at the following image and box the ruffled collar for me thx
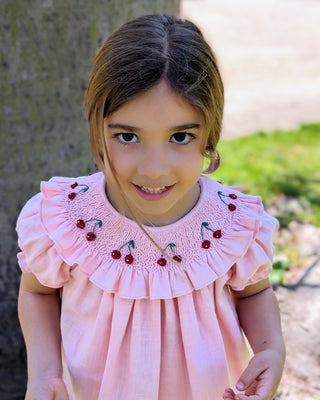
[40,173,264,299]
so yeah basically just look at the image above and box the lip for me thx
[133,184,175,201]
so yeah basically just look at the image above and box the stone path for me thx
[181,0,320,139]
[275,256,320,399]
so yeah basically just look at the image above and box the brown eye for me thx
[171,132,194,144]
[116,133,138,144]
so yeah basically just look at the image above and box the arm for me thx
[18,273,69,400]
[223,278,285,400]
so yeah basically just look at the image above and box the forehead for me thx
[107,81,203,130]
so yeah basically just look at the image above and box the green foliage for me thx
[206,123,320,226]
[269,259,290,285]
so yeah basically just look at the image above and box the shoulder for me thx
[17,172,104,226]
[199,177,279,291]
[199,175,278,252]
[200,175,276,221]
[15,172,106,288]
[200,175,264,225]
[41,172,103,197]
[201,175,259,203]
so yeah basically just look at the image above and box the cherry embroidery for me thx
[111,240,135,264]
[86,232,96,241]
[157,243,182,266]
[218,191,237,211]
[157,257,167,267]
[124,254,134,264]
[111,250,121,259]
[202,240,211,249]
[75,218,102,242]
[201,222,222,249]
[76,219,86,229]
[68,183,89,200]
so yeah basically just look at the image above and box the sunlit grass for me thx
[205,123,320,227]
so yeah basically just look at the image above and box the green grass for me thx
[204,123,320,284]
[205,123,320,227]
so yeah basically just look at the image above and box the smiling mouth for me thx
[138,185,170,194]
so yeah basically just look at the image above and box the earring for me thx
[202,151,220,174]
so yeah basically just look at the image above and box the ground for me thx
[275,256,320,399]
[180,2,320,398]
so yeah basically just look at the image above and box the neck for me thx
[105,181,201,227]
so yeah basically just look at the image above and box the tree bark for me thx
[0,1,180,398]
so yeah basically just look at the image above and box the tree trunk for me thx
[0,1,180,398]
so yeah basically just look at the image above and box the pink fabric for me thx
[16,173,278,400]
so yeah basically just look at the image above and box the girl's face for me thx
[103,81,205,226]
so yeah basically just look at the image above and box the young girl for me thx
[17,14,285,400]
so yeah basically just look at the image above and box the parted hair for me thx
[85,14,224,173]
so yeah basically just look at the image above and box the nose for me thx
[137,145,170,179]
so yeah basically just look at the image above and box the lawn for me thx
[204,123,320,283]
[205,123,320,227]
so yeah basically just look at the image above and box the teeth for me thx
[139,186,167,194]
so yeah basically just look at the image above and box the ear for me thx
[202,150,220,174]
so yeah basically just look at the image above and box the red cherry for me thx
[228,204,236,211]
[202,240,211,249]
[229,194,237,199]
[76,219,86,229]
[68,192,76,200]
[213,230,222,239]
[125,254,134,264]
[157,258,167,266]
[71,182,78,189]
[86,232,96,241]
[173,255,182,263]
[111,250,121,259]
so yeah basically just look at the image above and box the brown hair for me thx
[86,14,224,171]
[85,14,224,258]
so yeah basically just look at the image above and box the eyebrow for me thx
[107,123,201,132]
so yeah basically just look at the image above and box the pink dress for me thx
[16,173,277,400]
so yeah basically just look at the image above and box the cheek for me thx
[106,142,125,169]
[101,142,124,182]
[176,150,204,173]
[108,148,138,180]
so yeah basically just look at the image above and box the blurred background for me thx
[181,3,320,400]
[1,0,319,398]
[182,0,320,139]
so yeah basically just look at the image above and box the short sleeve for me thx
[227,211,278,290]
[16,193,72,288]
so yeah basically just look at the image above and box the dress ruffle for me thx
[16,174,278,299]
[16,194,71,288]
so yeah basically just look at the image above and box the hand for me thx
[222,349,284,400]
[25,377,69,400]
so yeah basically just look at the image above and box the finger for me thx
[236,357,267,391]
[244,380,259,396]
[222,388,236,400]
[236,375,274,400]
[235,395,260,400]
